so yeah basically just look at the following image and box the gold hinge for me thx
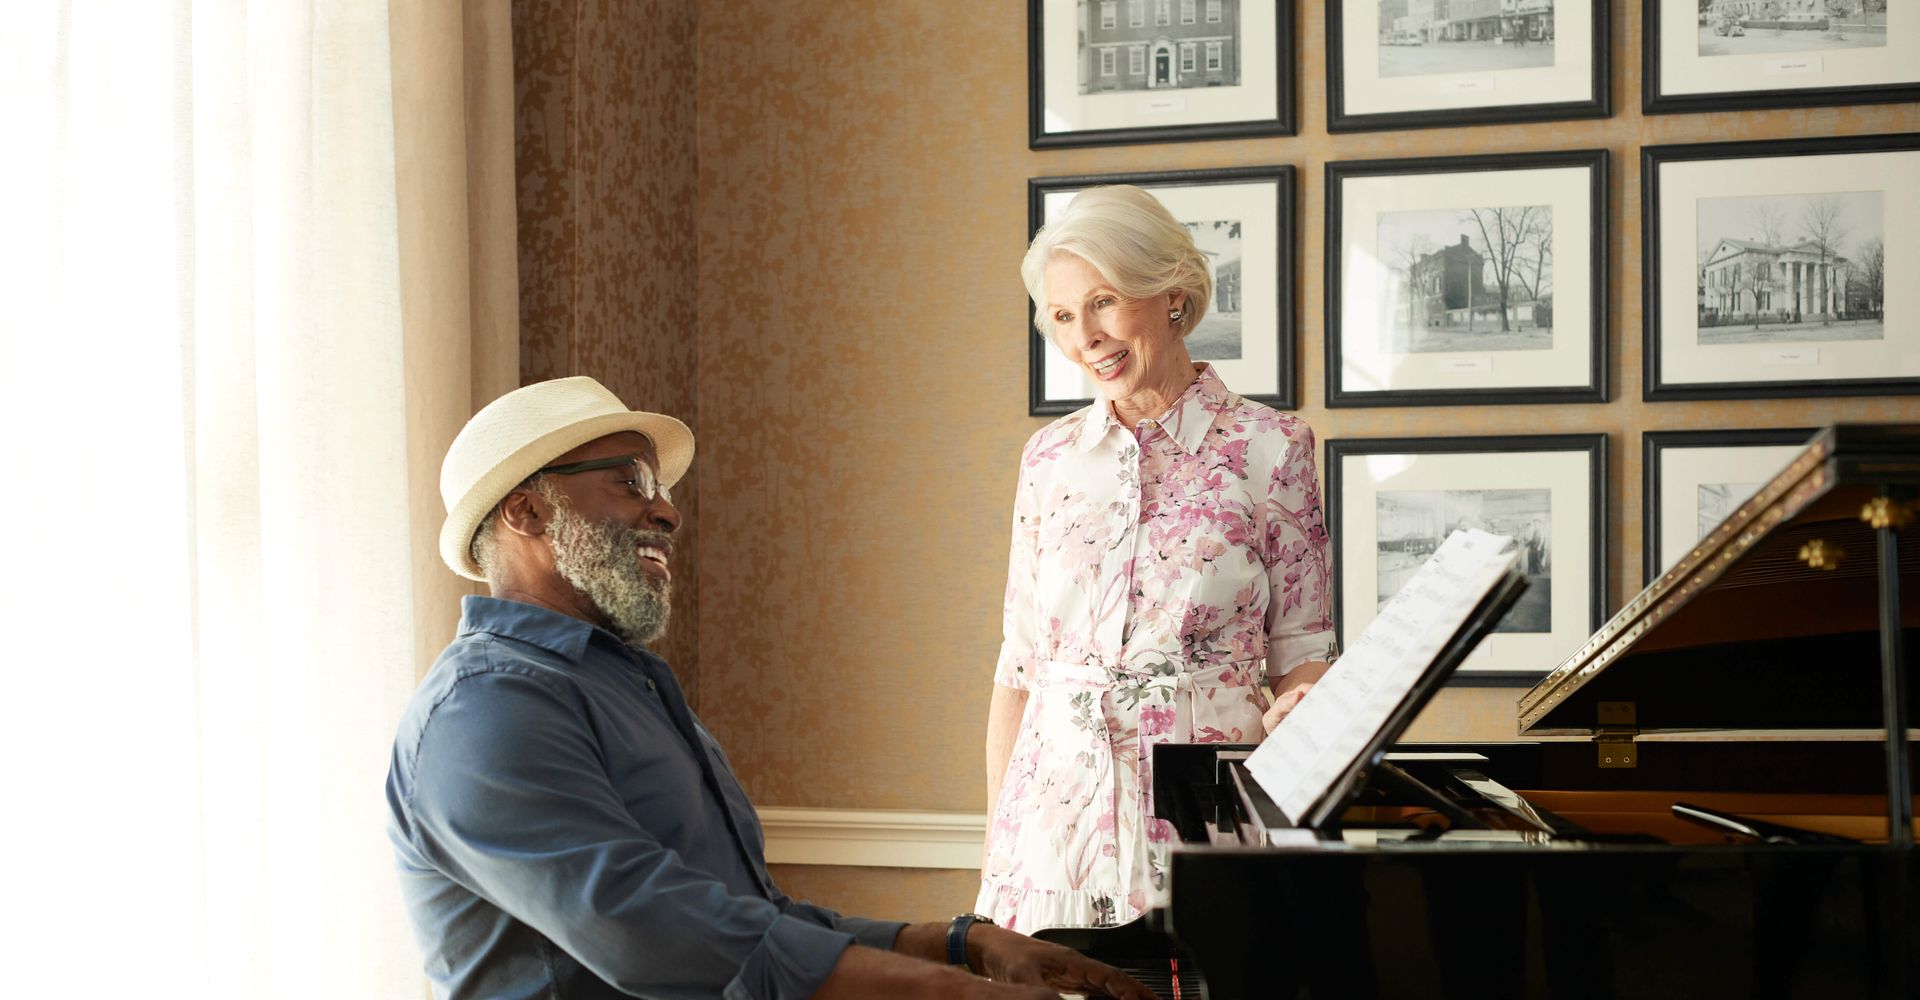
[1596,701,1637,769]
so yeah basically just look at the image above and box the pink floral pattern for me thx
[976,366,1336,931]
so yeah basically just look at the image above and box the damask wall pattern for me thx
[513,0,703,696]
[515,0,1919,923]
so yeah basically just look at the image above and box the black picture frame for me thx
[1327,433,1607,686]
[1028,165,1297,415]
[1029,0,1295,149]
[1642,133,1920,402]
[1324,149,1608,409]
[1640,427,1817,585]
[1325,0,1609,133]
[1643,0,1920,116]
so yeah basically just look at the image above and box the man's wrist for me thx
[947,913,994,971]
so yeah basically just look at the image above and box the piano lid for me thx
[1521,424,1920,737]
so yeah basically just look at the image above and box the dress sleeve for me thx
[992,434,1046,690]
[403,669,856,1000]
[1263,424,1339,676]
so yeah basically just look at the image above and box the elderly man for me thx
[386,377,1156,1000]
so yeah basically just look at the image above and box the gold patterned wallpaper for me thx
[513,0,704,698]
[518,1,1920,921]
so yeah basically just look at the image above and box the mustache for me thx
[617,526,675,559]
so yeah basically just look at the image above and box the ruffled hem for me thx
[973,878,1146,934]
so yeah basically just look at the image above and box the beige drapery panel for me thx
[0,3,515,996]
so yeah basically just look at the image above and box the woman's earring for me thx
[1169,309,1183,323]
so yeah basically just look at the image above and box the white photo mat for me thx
[1654,0,1919,98]
[1652,443,1804,577]
[1337,165,1594,395]
[1337,0,1596,115]
[1040,178,1284,402]
[1338,447,1594,675]
[1654,148,1920,388]
[1039,0,1280,135]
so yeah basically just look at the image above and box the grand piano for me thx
[1038,425,1920,999]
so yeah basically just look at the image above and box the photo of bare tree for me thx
[1696,0,1889,58]
[1695,189,1884,345]
[1376,204,1554,353]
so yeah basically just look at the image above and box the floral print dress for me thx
[976,365,1336,932]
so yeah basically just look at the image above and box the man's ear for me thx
[497,488,547,538]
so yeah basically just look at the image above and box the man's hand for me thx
[1262,659,1334,734]
[967,924,1162,1000]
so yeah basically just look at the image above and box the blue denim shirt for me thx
[387,597,904,999]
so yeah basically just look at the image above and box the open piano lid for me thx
[1521,424,1920,737]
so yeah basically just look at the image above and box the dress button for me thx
[645,678,658,692]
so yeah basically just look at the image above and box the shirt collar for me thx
[457,594,604,663]
[1072,363,1224,456]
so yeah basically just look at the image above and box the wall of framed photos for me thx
[519,1,1920,921]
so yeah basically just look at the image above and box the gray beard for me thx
[541,489,672,646]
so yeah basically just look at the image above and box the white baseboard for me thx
[755,807,986,870]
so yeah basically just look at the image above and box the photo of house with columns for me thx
[1701,239,1853,318]
[1695,189,1886,345]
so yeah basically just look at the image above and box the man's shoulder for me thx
[395,635,589,761]
[434,629,585,692]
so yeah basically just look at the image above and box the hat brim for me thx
[438,410,694,581]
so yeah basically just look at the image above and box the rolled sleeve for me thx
[724,914,858,1000]
[1264,428,1339,677]
[404,668,856,1000]
[775,898,906,953]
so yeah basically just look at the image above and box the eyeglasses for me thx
[534,455,673,505]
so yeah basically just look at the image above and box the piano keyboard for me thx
[1057,963,1204,998]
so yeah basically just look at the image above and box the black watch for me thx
[946,912,993,968]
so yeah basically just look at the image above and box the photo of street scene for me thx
[1696,189,1885,345]
[1183,219,1243,361]
[1377,204,1554,353]
[1696,0,1889,58]
[1377,0,1556,78]
[1376,488,1552,632]
[1697,481,1763,539]
[1079,0,1243,94]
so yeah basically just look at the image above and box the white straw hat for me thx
[438,376,694,581]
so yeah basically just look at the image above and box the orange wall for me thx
[514,0,704,697]
[519,0,1920,923]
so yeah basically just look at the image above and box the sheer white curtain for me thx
[0,3,516,997]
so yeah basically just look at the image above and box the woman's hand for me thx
[1262,659,1333,734]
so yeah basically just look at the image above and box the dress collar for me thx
[1073,364,1225,455]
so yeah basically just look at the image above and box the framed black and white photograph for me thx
[1325,150,1606,408]
[1325,0,1608,132]
[1029,0,1293,148]
[1028,166,1295,415]
[1644,134,1920,401]
[1644,0,1920,115]
[1328,434,1606,684]
[1642,428,1815,583]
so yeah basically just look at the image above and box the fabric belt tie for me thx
[1031,657,1266,908]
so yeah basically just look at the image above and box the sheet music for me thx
[1247,529,1520,824]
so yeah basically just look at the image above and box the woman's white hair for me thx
[1022,184,1213,340]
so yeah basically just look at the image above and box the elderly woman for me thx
[977,186,1336,932]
